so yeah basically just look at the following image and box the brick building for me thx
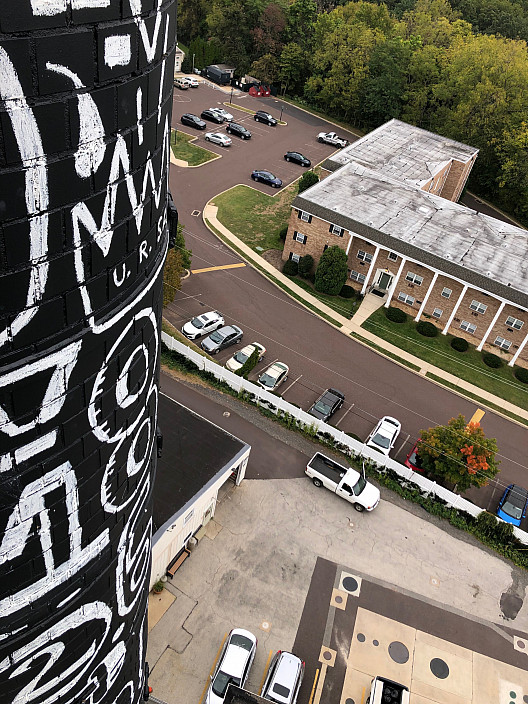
[283,120,528,367]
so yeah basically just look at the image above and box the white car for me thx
[365,416,401,456]
[206,628,257,704]
[225,342,266,372]
[181,311,224,340]
[317,131,349,148]
[205,132,232,147]
[183,76,199,87]
[210,107,234,122]
[258,362,289,391]
[261,651,304,704]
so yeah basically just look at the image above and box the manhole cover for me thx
[223,412,230,417]
[191,210,201,216]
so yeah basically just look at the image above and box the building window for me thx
[329,224,344,236]
[298,210,311,223]
[432,308,443,319]
[293,231,307,244]
[494,336,512,351]
[505,316,524,330]
[350,270,366,284]
[405,272,424,286]
[469,300,487,314]
[289,252,300,263]
[460,320,477,334]
[184,509,194,525]
[357,250,373,263]
[388,251,398,261]
[397,292,415,306]
[441,287,452,298]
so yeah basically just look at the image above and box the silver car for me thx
[210,107,234,122]
[205,132,232,147]
[201,325,243,354]
[261,651,304,704]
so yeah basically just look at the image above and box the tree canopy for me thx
[314,245,349,294]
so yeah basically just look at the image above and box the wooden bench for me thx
[166,548,190,578]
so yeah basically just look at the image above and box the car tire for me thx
[313,478,323,488]
[354,503,365,513]
[285,156,290,162]
[254,116,259,122]
[318,137,324,143]
[205,136,210,141]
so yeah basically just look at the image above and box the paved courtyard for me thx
[146,476,528,704]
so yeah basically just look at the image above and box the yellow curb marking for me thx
[361,685,366,703]
[312,663,327,704]
[191,263,246,274]
[308,668,320,704]
[198,632,227,704]
[469,408,485,425]
[259,650,274,695]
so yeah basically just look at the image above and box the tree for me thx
[251,53,280,85]
[251,3,287,56]
[314,245,348,295]
[163,222,191,307]
[176,0,209,44]
[418,415,500,491]
[298,171,319,193]
[287,0,318,48]
[279,42,308,94]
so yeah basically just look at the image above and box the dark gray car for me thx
[308,388,345,422]
[201,325,243,354]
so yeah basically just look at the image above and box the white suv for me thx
[181,311,224,340]
[261,651,304,704]
[206,628,257,704]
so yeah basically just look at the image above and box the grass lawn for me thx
[363,308,528,410]
[284,276,359,319]
[171,130,217,166]
[212,183,297,251]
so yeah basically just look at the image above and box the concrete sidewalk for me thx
[203,203,528,423]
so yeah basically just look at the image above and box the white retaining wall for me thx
[162,331,528,546]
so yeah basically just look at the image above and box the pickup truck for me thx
[306,453,380,512]
[317,131,349,148]
[366,676,410,704]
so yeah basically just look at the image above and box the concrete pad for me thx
[339,667,371,704]
[331,588,348,610]
[411,640,472,703]
[205,518,222,540]
[147,588,196,669]
[148,589,176,633]
[415,630,473,661]
[473,652,528,703]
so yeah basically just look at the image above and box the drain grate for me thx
[191,209,201,217]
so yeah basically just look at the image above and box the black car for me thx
[201,109,225,124]
[308,388,345,422]
[254,110,277,126]
[181,113,206,130]
[284,151,311,167]
[226,122,252,140]
[251,170,283,188]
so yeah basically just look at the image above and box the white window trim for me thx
[460,320,477,334]
[397,292,415,306]
[441,287,452,299]
[290,252,300,263]
[350,270,366,283]
[405,272,424,286]
[357,250,373,263]
[294,232,306,243]
[388,251,398,261]
[469,300,487,314]
[494,336,512,350]
[330,224,343,235]
[505,316,524,330]
[184,509,194,525]
[299,211,310,222]
[432,308,443,319]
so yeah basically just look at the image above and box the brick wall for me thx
[440,157,475,202]
[283,208,349,264]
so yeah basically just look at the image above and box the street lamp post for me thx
[192,53,195,73]
[279,105,284,122]
[230,86,233,104]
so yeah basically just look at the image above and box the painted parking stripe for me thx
[198,632,227,704]
[395,433,410,459]
[259,650,274,695]
[308,668,320,704]
[335,403,354,428]
[469,408,485,424]
[191,263,246,274]
[281,374,302,396]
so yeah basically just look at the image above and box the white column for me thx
[361,245,380,295]
[414,272,438,322]
[510,331,528,366]
[384,257,406,308]
[442,284,468,334]
[345,231,354,255]
[477,301,505,351]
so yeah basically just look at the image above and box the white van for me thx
[174,77,189,90]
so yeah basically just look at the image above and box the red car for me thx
[404,441,424,473]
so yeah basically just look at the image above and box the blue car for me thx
[251,170,283,188]
[497,484,528,526]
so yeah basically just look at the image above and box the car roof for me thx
[267,362,288,378]
[506,485,528,506]
[220,644,250,677]
[266,652,302,701]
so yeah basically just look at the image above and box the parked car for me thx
[205,628,257,704]
[497,484,528,527]
[365,416,401,456]
[181,113,206,130]
[226,342,266,372]
[174,77,189,90]
[251,170,283,188]
[404,441,424,473]
[254,110,277,126]
[308,388,345,422]
[284,151,311,167]
[226,122,252,140]
[181,311,224,340]
[205,132,232,147]
[201,325,243,354]
[258,362,289,391]
[210,107,234,122]
[261,651,305,704]
[183,76,199,88]
[317,131,348,148]
[201,109,225,124]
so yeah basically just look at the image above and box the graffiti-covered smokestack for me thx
[0,1,176,701]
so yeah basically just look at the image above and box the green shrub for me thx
[278,225,288,241]
[314,246,348,295]
[235,347,260,379]
[514,367,528,384]
[298,171,319,194]
[475,511,498,538]
[416,321,438,337]
[451,337,469,352]
[385,306,407,323]
[339,284,356,299]
[482,352,503,368]
[283,259,298,276]
[298,254,314,278]
[495,519,514,543]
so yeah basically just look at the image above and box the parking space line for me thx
[308,668,320,704]
[335,403,354,428]
[259,650,274,694]
[198,632,227,704]
[281,374,302,396]
[395,433,410,459]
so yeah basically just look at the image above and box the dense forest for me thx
[178,0,528,222]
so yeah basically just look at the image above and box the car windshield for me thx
[212,672,240,697]
[259,373,275,387]
[209,331,224,343]
[409,449,422,468]
[233,350,249,364]
[190,317,204,329]
[371,432,390,449]
[230,634,253,649]
[503,498,523,520]
[313,401,331,415]
[352,476,367,495]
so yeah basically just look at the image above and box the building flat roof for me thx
[152,393,248,537]
[324,119,479,186]
[294,162,528,307]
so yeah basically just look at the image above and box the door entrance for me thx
[377,271,392,290]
